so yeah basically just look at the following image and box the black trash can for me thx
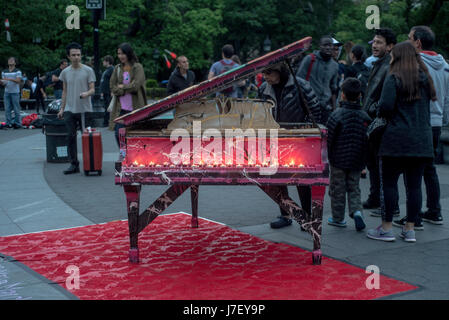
[43,114,69,163]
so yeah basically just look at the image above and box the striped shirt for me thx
[1,68,22,93]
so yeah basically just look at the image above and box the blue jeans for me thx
[4,92,21,126]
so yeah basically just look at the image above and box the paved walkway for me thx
[0,121,448,300]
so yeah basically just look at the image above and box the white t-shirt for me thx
[59,64,96,113]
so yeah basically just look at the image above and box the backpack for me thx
[218,59,237,95]
[305,53,316,81]
[22,113,38,127]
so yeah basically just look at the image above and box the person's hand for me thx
[57,108,64,120]
[118,84,124,89]
[80,92,89,99]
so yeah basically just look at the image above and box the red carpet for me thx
[0,213,416,300]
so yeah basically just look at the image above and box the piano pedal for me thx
[312,250,322,265]
[129,248,139,264]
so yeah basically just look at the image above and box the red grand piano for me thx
[114,37,329,265]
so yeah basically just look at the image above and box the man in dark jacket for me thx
[100,55,114,126]
[167,56,195,95]
[362,28,397,213]
[327,78,372,231]
[258,63,322,229]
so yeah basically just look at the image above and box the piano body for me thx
[114,37,329,265]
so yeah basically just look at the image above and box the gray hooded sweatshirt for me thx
[296,50,339,108]
[420,52,449,127]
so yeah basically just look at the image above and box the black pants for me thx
[64,112,82,167]
[366,138,381,204]
[103,95,111,126]
[423,127,441,214]
[35,96,45,113]
[380,157,429,223]
[279,186,311,217]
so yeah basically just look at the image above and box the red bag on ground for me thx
[22,113,38,127]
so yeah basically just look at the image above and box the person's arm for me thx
[110,65,124,96]
[377,74,397,119]
[207,71,215,80]
[80,82,95,99]
[57,81,67,119]
[2,74,22,84]
[166,75,176,95]
[330,70,339,110]
[208,63,217,80]
[296,55,311,79]
[443,70,449,125]
[119,64,145,93]
[326,112,340,160]
[40,87,47,98]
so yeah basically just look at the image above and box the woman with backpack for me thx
[366,41,437,243]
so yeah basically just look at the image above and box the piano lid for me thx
[115,36,312,127]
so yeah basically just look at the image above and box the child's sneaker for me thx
[366,226,396,241]
[353,211,366,231]
[327,217,347,228]
[399,228,416,243]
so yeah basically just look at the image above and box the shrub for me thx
[146,79,158,88]
[45,86,54,96]
[146,88,167,99]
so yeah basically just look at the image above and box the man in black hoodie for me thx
[167,56,195,95]
[258,63,322,229]
[362,28,397,213]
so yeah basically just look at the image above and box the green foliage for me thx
[1,0,448,84]
[334,0,449,57]
[146,87,167,99]
[146,79,158,88]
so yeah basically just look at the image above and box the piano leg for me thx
[259,185,323,265]
[310,185,325,265]
[190,184,199,228]
[296,186,311,232]
[124,184,141,264]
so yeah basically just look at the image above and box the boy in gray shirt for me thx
[57,42,96,174]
